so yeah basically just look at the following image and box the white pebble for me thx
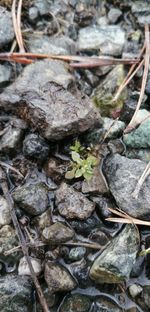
[18,256,42,276]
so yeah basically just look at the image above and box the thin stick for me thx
[132,161,150,199]
[124,24,150,133]
[0,161,24,178]
[62,241,103,250]
[17,0,25,52]
[12,0,21,51]
[106,207,150,226]
[0,167,49,312]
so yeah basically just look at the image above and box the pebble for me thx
[23,133,49,160]
[0,6,14,48]
[18,256,42,276]
[42,222,74,244]
[0,196,11,228]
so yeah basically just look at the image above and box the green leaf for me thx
[83,171,93,181]
[65,169,76,179]
[75,168,83,178]
[71,151,82,165]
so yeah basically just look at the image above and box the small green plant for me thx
[65,141,98,181]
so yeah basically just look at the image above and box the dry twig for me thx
[132,161,150,199]
[12,0,25,52]
[106,207,150,227]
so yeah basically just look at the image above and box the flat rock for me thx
[55,183,95,220]
[104,154,150,220]
[42,222,74,244]
[0,6,14,48]
[0,60,101,141]
[82,166,108,194]
[0,196,11,228]
[0,274,33,312]
[78,25,125,56]
[90,224,139,283]
[44,261,77,292]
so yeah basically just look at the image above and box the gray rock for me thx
[23,133,49,160]
[28,6,38,22]
[59,293,91,312]
[0,64,11,87]
[0,119,26,153]
[42,222,74,244]
[32,210,52,233]
[131,1,150,25]
[108,8,122,23]
[0,6,14,48]
[104,154,150,220]
[69,247,86,262]
[18,256,42,276]
[126,148,150,162]
[0,274,33,312]
[55,183,95,220]
[95,296,123,312]
[13,181,49,216]
[0,196,11,228]
[78,25,125,56]
[82,166,108,194]
[143,285,150,309]
[27,35,76,55]
[33,0,51,15]
[129,284,143,298]
[93,65,126,117]
[90,224,139,283]
[0,60,101,141]
[102,117,125,139]
[44,261,77,292]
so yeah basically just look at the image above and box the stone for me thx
[69,247,86,262]
[0,196,11,228]
[0,64,11,87]
[81,166,108,194]
[23,133,49,160]
[78,25,125,56]
[0,6,14,48]
[93,65,126,117]
[90,224,139,283]
[13,181,49,216]
[44,261,77,292]
[143,285,150,309]
[95,296,123,312]
[129,284,143,298]
[104,154,150,220]
[18,256,42,276]
[55,183,95,220]
[101,117,125,139]
[108,8,122,23]
[59,293,91,312]
[0,60,101,141]
[0,274,33,312]
[27,35,76,55]
[131,1,150,25]
[33,0,51,16]
[69,215,101,236]
[126,148,150,162]
[42,222,74,244]
[32,210,52,233]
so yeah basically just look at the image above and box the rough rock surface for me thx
[42,222,74,244]
[104,154,150,220]
[59,293,91,312]
[0,6,14,48]
[0,196,11,228]
[0,60,101,141]
[55,183,95,220]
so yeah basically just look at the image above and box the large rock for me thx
[0,274,33,312]
[0,60,101,141]
[42,222,74,244]
[131,1,150,25]
[55,183,95,220]
[90,224,139,283]
[78,25,125,56]
[104,154,150,220]
[0,6,14,48]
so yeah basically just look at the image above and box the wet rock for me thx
[93,65,126,117]
[78,25,125,56]
[108,8,122,23]
[129,284,143,298]
[69,215,101,236]
[0,6,14,48]
[95,296,123,312]
[59,293,91,312]
[0,196,11,228]
[131,1,150,25]
[55,183,95,220]
[0,64,11,87]
[104,153,150,220]
[23,133,49,160]
[90,224,139,283]
[69,247,86,262]
[27,35,76,55]
[0,60,101,141]
[44,261,77,292]
[13,181,49,216]
[42,222,74,244]
[18,256,42,276]
[32,210,52,234]
[82,166,108,194]
[0,274,33,312]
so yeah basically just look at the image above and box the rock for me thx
[27,35,76,55]
[0,6,14,48]
[32,210,52,233]
[0,196,11,228]
[95,296,123,312]
[90,224,139,283]
[55,183,95,220]
[0,274,33,312]
[44,261,77,292]
[0,60,101,141]
[45,157,69,183]
[59,293,91,312]
[69,247,86,262]
[104,154,150,220]
[78,25,125,56]
[28,6,38,22]
[71,259,89,288]
[0,64,11,87]
[108,8,122,23]
[126,148,150,162]
[69,215,101,236]
[129,284,143,298]
[13,181,49,216]
[33,0,51,16]
[123,111,150,148]
[131,1,150,25]
[81,166,108,194]
[89,229,110,246]
[93,65,126,117]
[23,133,49,160]
[143,285,150,309]
[101,117,125,139]
[18,256,42,276]
[42,222,74,244]
[74,4,94,27]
